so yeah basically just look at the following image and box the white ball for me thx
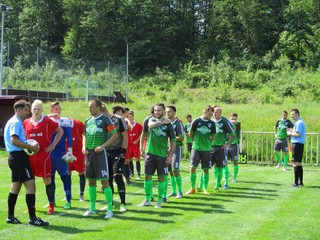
[24,139,39,156]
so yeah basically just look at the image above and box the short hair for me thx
[282,110,288,114]
[32,99,43,108]
[50,101,60,108]
[14,100,30,112]
[167,105,176,113]
[124,107,130,112]
[112,105,124,114]
[128,110,134,116]
[230,112,238,118]
[90,98,102,108]
[154,103,165,110]
[101,104,107,113]
[204,105,214,112]
[291,108,300,116]
[186,114,192,118]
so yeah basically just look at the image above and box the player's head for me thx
[14,100,30,120]
[50,101,61,116]
[290,108,300,120]
[213,106,222,120]
[89,98,102,116]
[101,104,109,116]
[127,110,135,122]
[113,105,124,115]
[154,103,165,119]
[31,99,43,117]
[229,112,238,123]
[166,105,176,120]
[203,105,214,120]
[186,114,192,123]
[122,107,130,118]
[281,110,288,120]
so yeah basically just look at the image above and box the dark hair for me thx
[124,107,130,112]
[167,105,176,112]
[154,103,165,110]
[282,110,288,114]
[14,100,30,111]
[128,110,134,116]
[204,105,214,112]
[186,114,192,118]
[90,98,102,108]
[112,105,124,114]
[230,112,238,117]
[291,108,300,116]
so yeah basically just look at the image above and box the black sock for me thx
[8,193,18,218]
[115,175,126,205]
[123,164,130,180]
[294,167,299,185]
[129,161,134,176]
[298,166,303,184]
[46,183,55,203]
[109,176,114,194]
[136,161,141,176]
[79,174,86,194]
[26,194,36,218]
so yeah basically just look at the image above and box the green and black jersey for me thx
[190,117,216,151]
[212,117,234,147]
[275,119,294,139]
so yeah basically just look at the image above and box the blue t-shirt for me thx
[292,118,306,144]
[50,117,73,158]
[4,115,27,152]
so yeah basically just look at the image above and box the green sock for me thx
[214,167,218,180]
[234,165,239,179]
[283,154,289,167]
[88,186,96,211]
[190,172,197,189]
[104,186,113,211]
[144,179,153,201]
[158,181,165,202]
[170,176,177,194]
[163,175,168,198]
[215,168,223,189]
[175,175,182,193]
[275,152,282,163]
[223,166,229,185]
[198,170,204,189]
[203,172,209,190]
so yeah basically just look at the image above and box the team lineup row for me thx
[3,99,306,226]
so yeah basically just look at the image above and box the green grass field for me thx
[0,152,319,240]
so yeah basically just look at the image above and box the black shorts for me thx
[292,143,304,163]
[107,149,124,177]
[226,144,239,162]
[85,149,109,180]
[212,146,227,168]
[144,153,168,176]
[274,138,289,152]
[8,151,34,183]
[190,150,211,169]
[187,143,192,152]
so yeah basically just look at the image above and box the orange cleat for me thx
[185,189,196,195]
[47,203,54,215]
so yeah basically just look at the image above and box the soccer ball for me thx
[24,139,39,156]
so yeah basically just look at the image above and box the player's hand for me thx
[45,143,56,153]
[95,145,104,153]
[82,148,88,155]
[30,144,39,154]
[222,144,230,149]
[140,149,145,158]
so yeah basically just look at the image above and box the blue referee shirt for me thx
[4,115,27,153]
[292,118,306,144]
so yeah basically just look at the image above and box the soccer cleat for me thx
[150,196,154,202]
[126,180,133,185]
[162,197,167,203]
[299,183,304,187]
[79,194,84,201]
[104,211,113,219]
[203,190,210,195]
[28,217,49,227]
[138,200,152,207]
[154,201,161,208]
[6,217,22,224]
[232,178,236,183]
[167,192,176,197]
[185,189,196,195]
[224,184,229,190]
[47,203,54,215]
[176,192,183,199]
[291,184,299,188]
[64,202,72,210]
[282,167,286,171]
[276,163,281,169]
[119,204,127,213]
[83,209,97,216]
[196,187,203,192]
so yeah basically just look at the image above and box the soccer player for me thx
[126,110,143,178]
[184,114,193,159]
[68,118,86,201]
[23,99,63,215]
[101,104,128,213]
[166,105,184,199]
[49,101,74,210]
[138,103,176,208]
[212,106,234,190]
[185,105,216,195]
[4,100,49,226]
[82,99,118,219]
[274,110,294,171]
[227,113,241,182]
[287,109,306,188]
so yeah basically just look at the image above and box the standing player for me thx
[126,110,143,179]
[101,104,128,213]
[68,118,86,201]
[4,100,49,226]
[184,114,193,159]
[23,99,63,215]
[287,109,306,188]
[49,101,74,210]
[227,113,241,182]
[185,106,216,195]
[212,106,234,190]
[166,105,184,199]
[274,110,294,171]
[138,103,176,208]
[82,99,118,219]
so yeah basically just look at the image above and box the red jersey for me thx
[68,119,85,173]
[128,121,143,145]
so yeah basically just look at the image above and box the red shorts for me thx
[68,153,85,173]
[29,151,52,178]
[126,144,140,160]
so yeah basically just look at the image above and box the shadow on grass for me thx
[42,225,102,234]
[113,214,176,223]
[234,181,282,187]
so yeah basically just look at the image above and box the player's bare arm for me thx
[45,126,63,153]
